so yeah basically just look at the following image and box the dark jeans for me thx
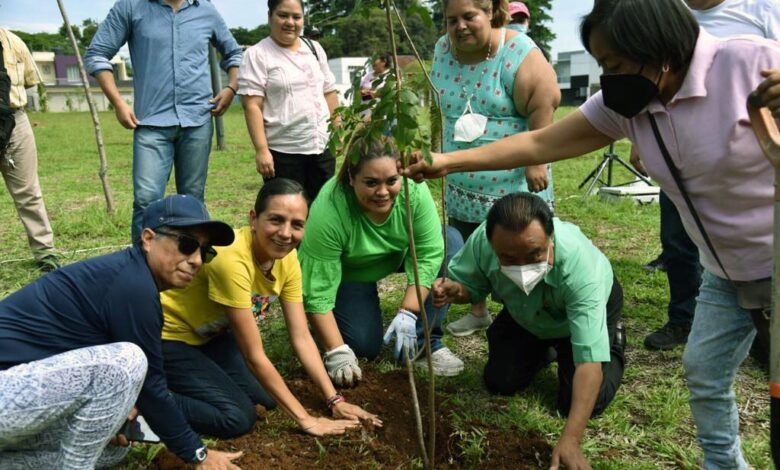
[449,218,480,242]
[162,332,275,438]
[660,191,702,328]
[267,148,335,203]
[483,278,625,417]
[333,225,464,360]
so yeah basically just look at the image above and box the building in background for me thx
[553,50,600,106]
[28,51,132,112]
[328,57,369,105]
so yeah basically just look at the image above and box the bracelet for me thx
[326,394,346,410]
[224,84,237,95]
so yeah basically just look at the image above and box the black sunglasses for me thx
[154,229,217,263]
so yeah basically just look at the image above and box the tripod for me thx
[578,143,654,195]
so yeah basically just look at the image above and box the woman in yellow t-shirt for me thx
[161,178,381,438]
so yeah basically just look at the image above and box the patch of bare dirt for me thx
[153,368,550,469]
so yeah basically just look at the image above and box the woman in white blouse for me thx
[238,0,340,202]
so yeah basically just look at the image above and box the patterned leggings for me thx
[0,342,147,469]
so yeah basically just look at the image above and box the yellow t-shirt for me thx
[161,226,303,345]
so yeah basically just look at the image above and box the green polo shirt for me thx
[448,219,613,363]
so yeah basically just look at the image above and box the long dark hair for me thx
[580,0,699,72]
[337,134,401,188]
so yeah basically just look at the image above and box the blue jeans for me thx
[683,271,755,470]
[131,122,213,242]
[660,191,702,328]
[333,225,464,360]
[161,332,275,439]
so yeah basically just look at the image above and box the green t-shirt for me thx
[448,219,613,363]
[299,177,444,314]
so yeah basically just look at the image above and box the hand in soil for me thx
[195,450,243,470]
[332,401,383,428]
[549,436,591,470]
[300,416,361,436]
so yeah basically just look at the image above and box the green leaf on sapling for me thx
[399,89,418,105]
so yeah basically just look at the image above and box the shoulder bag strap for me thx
[647,112,732,281]
[301,37,319,62]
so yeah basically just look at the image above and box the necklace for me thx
[452,29,496,99]
[452,29,494,64]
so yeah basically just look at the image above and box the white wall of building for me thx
[327,57,369,105]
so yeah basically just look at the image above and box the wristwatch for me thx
[191,446,208,464]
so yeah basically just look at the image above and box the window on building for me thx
[66,65,80,83]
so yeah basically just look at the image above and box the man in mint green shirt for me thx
[433,193,625,469]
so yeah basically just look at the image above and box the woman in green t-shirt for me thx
[299,137,465,385]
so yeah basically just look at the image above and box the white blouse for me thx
[238,37,336,155]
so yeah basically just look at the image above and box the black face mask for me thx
[600,67,661,118]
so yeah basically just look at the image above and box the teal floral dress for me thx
[432,30,555,223]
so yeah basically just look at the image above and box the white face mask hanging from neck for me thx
[500,242,552,295]
[453,98,488,143]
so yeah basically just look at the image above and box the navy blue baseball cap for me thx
[143,195,234,246]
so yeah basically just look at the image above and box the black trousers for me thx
[659,191,701,329]
[483,278,626,417]
[266,148,335,203]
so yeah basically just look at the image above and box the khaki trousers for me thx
[2,110,54,258]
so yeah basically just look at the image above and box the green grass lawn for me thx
[0,107,771,469]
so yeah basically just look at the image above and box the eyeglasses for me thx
[154,229,217,263]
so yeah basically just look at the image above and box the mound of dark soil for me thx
[153,368,550,469]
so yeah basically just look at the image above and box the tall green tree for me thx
[522,0,554,59]
[12,30,75,54]
[80,19,99,49]
[320,6,438,59]
[230,25,271,46]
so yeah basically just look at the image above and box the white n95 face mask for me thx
[453,100,487,143]
[500,244,552,295]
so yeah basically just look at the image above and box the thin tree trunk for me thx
[55,0,116,214]
[383,2,436,468]
[208,45,226,150]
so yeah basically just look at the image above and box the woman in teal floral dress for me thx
[433,0,560,335]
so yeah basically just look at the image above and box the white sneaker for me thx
[446,312,492,337]
[416,347,464,376]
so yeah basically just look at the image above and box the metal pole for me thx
[747,94,780,466]
[208,45,226,150]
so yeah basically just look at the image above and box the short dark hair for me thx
[254,178,307,214]
[580,0,699,72]
[268,0,303,15]
[376,53,393,69]
[485,192,554,241]
[337,131,400,188]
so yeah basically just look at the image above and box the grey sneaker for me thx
[446,313,492,337]
[415,347,464,376]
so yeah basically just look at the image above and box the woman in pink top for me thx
[404,0,780,468]
[238,0,339,202]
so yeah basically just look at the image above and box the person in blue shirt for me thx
[0,195,242,469]
[84,0,243,244]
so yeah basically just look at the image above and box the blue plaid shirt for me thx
[85,0,242,127]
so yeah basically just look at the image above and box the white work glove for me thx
[383,308,418,361]
[323,344,362,387]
